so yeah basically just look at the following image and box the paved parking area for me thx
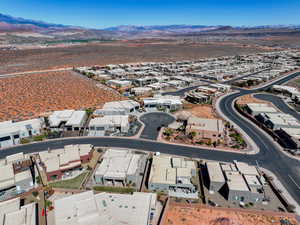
[139,112,175,140]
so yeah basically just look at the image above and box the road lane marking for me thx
[288,175,300,190]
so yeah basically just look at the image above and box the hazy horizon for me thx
[1,0,299,29]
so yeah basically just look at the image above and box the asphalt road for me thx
[255,93,300,121]
[1,71,300,207]
[139,112,175,140]
[219,72,300,206]
[162,85,200,96]
[0,137,248,161]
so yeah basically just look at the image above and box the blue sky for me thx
[1,0,299,28]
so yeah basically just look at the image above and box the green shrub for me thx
[20,138,31,144]
[33,135,45,142]
[32,191,39,197]
[93,186,135,194]
[45,200,52,208]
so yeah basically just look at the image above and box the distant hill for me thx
[0,13,73,30]
[104,25,227,33]
[1,12,299,33]
[0,12,299,46]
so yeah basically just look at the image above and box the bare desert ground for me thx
[182,104,219,119]
[161,203,299,225]
[0,40,270,74]
[0,71,123,121]
[236,94,269,105]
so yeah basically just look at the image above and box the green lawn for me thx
[49,172,89,189]
[93,186,135,194]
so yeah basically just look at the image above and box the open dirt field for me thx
[236,94,269,105]
[161,203,299,225]
[182,104,219,119]
[0,71,123,121]
[0,40,269,74]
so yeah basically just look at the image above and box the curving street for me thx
[219,72,300,206]
[255,93,300,121]
[1,72,300,207]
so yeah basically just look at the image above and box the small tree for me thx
[32,191,39,197]
[164,128,174,137]
[189,131,197,141]
[213,141,217,147]
[45,200,52,209]
[85,108,94,117]
[20,138,31,144]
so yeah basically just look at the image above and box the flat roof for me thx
[103,100,139,110]
[95,149,144,179]
[246,103,277,114]
[210,83,231,89]
[187,117,224,132]
[54,190,156,225]
[234,162,259,176]
[273,85,298,93]
[143,95,182,105]
[281,127,300,136]
[65,111,86,127]
[89,115,129,127]
[6,153,24,164]
[149,155,195,185]
[265,113,300,127]
[107,79,132,85]
[0,197,36,225]
[220,163,238,172]
[206,162,225,183]
[49,110,75,127]
[131,87,152,91]
[244,175,262,186]
[0,118,43,137]
[225,171,250,192]
[0,164,15,190]
[196,86,218,92]
[39,144,92,173]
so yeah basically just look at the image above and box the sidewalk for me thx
[215,92,260,154]
[261,168,300,215]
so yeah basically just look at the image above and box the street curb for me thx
[261,168,300,215]
[157,127,252,155]
[215,92,259,155]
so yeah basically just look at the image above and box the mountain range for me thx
[0,13,75,31]
[0,12,300,46]
[1,12,300,32]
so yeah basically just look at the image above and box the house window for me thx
[0,136,11,142]
[50,175,58,180]
[13,134,20,139]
